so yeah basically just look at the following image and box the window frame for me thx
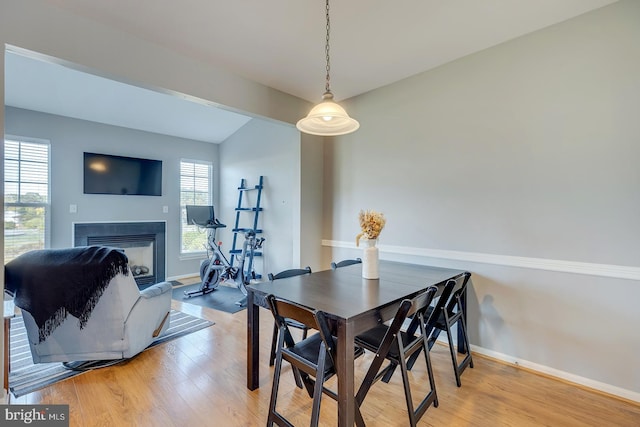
[179,158,213,257]
[4,135,52,262]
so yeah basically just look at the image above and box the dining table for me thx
[246,260,470,426]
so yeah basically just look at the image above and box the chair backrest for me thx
[444,272,471,317]
[405,279,457,338]
[330,258,362,270]
[373,286,440,358]
[268,266,312,281]
[406,286,441,321]
[266,294,335,365]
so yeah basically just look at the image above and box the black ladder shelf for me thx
[229,176,264,277]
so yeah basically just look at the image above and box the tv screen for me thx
[83,152,162,196]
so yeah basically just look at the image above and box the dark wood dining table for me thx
[246,260,470,426]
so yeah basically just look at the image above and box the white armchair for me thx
[5,246,172,364]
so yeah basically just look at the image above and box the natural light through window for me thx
[4,137,51,262]
[180,159,212,254]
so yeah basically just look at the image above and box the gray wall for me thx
[299,135,326,271]
[5,107,219,278]
[218,118,301,277]
[323,0,640,399]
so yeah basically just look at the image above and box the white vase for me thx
[361,238,379,279]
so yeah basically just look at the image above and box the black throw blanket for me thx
[5,246,129,342]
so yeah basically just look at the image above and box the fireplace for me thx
[73,221,166,287]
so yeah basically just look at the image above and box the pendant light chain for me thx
[296,0,359,136]
[325,0,331,94]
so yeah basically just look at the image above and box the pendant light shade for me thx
[297,0,359,136]
[296,91,360,136]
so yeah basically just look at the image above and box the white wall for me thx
[323,0,640,400]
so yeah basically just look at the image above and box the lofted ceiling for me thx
[5,0,618,143]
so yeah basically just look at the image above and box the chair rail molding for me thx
[321,240,640,281]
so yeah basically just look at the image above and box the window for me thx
[4,137,51,262]
[180,159,212,254]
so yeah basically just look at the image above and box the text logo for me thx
[1,405,69,426]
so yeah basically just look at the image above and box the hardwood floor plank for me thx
[7,290,640,426]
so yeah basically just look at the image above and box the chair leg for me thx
[291,367,304,390]
[456,315,474,372]
[427,328,441,350]
[272,324,304,389]
[269,323,278,366]
[355,404,366,427]
[398,357,418,427]
[396,336,440,427]
[355,342,393,427]
[405,346,421,371]
[309,350,327,427]
[267,333,285,427]
[406,327,441,371]
[420,337,439,411]
[381,362,397,383]
[444,318,462,387]
[442,310,474,388]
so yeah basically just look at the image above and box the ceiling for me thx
[5,0,617,143]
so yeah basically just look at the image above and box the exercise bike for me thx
[184,205,264,302]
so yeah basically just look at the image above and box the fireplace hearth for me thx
[73,221,166,287]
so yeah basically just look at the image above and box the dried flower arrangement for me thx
[356,209,386,246]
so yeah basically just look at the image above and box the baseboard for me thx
[436,334,640,403]
[322,240,640,281]
[470,344,640,404]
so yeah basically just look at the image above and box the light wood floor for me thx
[9,281,640,426]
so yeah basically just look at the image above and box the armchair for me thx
[4,246,172,365]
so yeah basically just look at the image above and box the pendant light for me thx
[296,0,360,136]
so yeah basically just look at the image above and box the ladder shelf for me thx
[229,176,264,278]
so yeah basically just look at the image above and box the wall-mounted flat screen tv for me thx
[84,152,162,196]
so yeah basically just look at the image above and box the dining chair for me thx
[422,271,473,387]
[353,286,440,427]
[267,267,313,367]
[375,279,456,385]
[265,294,364,427]
[330,257,362,270]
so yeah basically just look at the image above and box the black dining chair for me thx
[371,279,456,386]
[353,286,440,427]
[330,257,362,270]
[267,267,313,367]
[266,294,364,427]
[421,272,473,387]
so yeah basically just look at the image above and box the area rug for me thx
[172,283,246,314]
[9,310,214,397]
